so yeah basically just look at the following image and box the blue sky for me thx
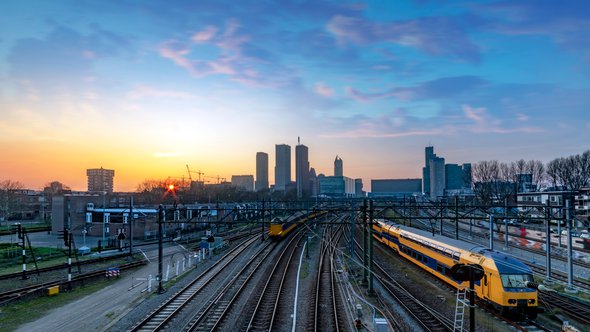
[1,0,589,191]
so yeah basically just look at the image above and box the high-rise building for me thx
[462,163,472,189]
[296,140,310,198]
[445,164,463,190]
[231,175,255,191]
[87,167,115,193]
[429,157,445,198]
[422,146,435,194]
[255,152,269,191]
[274,144,291,191]
[355,178,365,197]
[334,155,343,177]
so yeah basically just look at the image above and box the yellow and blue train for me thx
[269,210,326,238]
[373,219,538,318]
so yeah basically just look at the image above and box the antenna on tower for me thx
[298,136,300,145]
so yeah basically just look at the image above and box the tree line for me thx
[472,150,590,204]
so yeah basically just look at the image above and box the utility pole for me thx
[565,199,577,293]
[368,199,374,295]
[349,201,355,261]
[362,199,368,284]
[129,196,133,255]
[455,196,459,240]
[158,205,164,294]
[488,214,494,250]
[544,203,552,285]
[261,199,265,242]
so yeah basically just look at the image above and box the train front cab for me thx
[482,253,538,318]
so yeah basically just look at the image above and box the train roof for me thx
[376,220,532,275]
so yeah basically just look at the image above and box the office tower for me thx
[255,152,269,191]
[445,164,463,190]
[310,167,319,197]
[429,157,445,198]
[296,140,310,198]
[87,167,115,193]
[422,146,435,194]
[462,163,472,189]
[275,144,291,191]
[334,155,343,177]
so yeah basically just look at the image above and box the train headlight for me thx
[528,299,536,304]
[508,299,517,304]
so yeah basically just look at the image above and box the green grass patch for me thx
[299,260,309,279]
[0,279,116,331]
[0,245,67,272]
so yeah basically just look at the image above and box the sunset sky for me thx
[1,1,589,192]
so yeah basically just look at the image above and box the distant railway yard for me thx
[1,200,590,332]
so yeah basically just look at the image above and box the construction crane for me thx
[186,165,204,182]
[204,175,226,184]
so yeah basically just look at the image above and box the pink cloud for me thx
[462,104,542,134]
[191,26,218,42]
[314,82,334,98]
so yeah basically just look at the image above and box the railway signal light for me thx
[58,229,70,246]
[12,224,23,239]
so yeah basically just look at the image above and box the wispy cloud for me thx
[346,76,487,102]
[314,82,334,98]
[159,19,291,88]
[326,15,481,62]
[462,104,542,134]
[127,85,194,100]
[192,26,218,42]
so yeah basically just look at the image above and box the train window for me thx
[483,274,488,286]
[500,274,533,288]
[436,265,443,273]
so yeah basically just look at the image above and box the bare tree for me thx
[546,158,562,189]
[526,160,545,191]
[545,151,590,191]
[0,180,25,225]
[473,160,518,205]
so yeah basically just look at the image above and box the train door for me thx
[484,273,490,299]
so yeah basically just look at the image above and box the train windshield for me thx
[500,274,533,288]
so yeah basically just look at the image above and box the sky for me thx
[1,0,589,192]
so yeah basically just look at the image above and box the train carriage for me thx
[373,219,538,318]
[268,210,326,239]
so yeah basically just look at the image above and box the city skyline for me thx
[1,1,589,192]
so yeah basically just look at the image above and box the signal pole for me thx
[158,205,165,294]
[368,200,374,295]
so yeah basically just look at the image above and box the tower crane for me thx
[204,175,226,184]
[186,165,204,182]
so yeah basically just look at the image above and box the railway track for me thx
[180,240,277,331]
[0,252,132,280]
[527,263,590,290]
[246,228,306,331]
[130,235,259,332]
[346,231,453,332]
[308,224,347,332]
[538,290,590,326]
[0,259,145,304]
